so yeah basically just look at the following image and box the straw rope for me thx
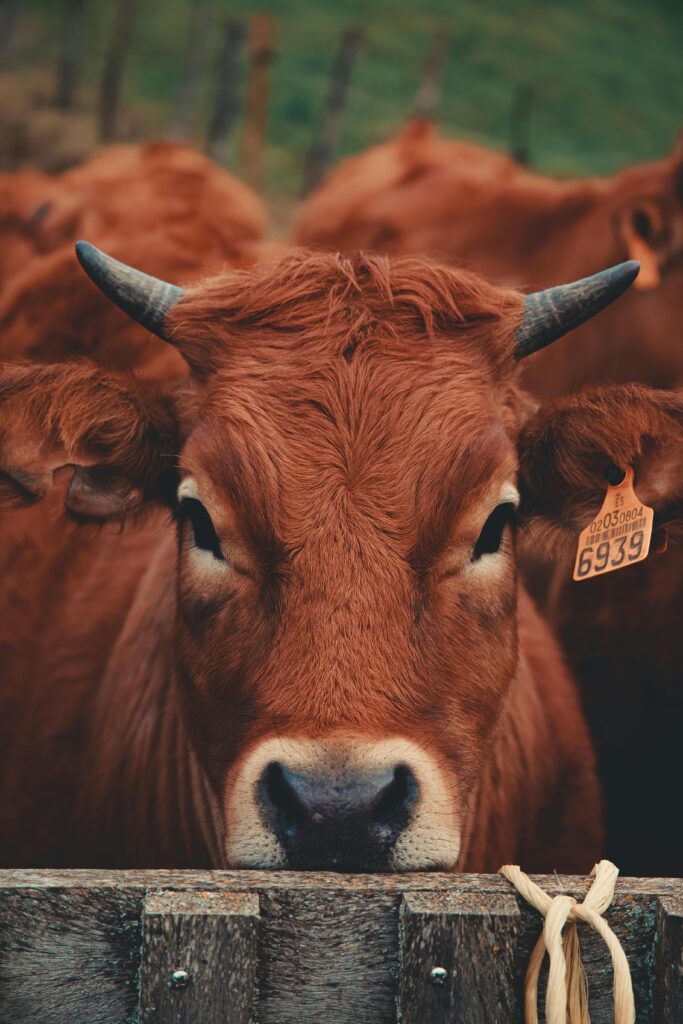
[499,860,635,1024]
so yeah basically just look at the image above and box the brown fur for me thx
[3,249,659,871]
[0,142,274,379]
[295,121,683,397]
[518,385,683,874]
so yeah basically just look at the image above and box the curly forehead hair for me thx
[167,248,524,378]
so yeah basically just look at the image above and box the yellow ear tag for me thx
[573,467,654,581]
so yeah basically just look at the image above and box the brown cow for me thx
[0,141,273,378]
[540,509,683,876]
[3,246,678,874]
[295,121,683,397]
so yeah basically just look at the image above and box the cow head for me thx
[2,247,681,872]
[0,167,93,290]
[613,138,683,289]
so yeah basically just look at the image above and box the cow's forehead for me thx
[180,337,519,549]
[203,328,512,450]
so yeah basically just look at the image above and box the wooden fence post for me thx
[140,890,260,1024]
[240,12,275,189]
[411,29,450,121]
[206,18,246,164]
[169,0,214,140]
[510,84,534,166]
[98,0,137,142]
[55,0,86,109]
[301,26,363,196]
[398,891,521,1023]
[0,0,20,63]
[654,895,683,1023]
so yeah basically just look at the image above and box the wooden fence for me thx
[0,869,681,1022]
[1,1,537,192]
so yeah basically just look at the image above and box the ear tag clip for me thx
[573,467,654,581]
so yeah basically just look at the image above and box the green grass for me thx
[12,0,683,196]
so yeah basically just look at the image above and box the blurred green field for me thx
[11,0,683,196]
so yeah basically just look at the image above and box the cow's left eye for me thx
[471,502,517,561]
[178,497,225,561]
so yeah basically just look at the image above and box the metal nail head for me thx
[430,966,448,985]
[170,968,191,989]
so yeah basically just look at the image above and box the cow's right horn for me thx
[515,260,640,359]
[75,241,184,342]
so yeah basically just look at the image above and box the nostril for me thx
[258,761,307,838]
[256,759,420,868]
[371,764,419,838]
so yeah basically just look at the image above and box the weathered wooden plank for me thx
[411,29,450,121]
[1,869,680,897]
[301,26,364,195]
[654,894,683,1023]
[98,0,137,142]
[0,871,679,1023]
[206,19,246,163]
[0,887,141,1024]
[513,893,661,1024]
[240,12,275,188]
[258,888,398,1024]
[398,891,521,1024]
[139,890,259,1024]
[55,0,86,109]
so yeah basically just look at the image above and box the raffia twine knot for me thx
[499,860,635,1024]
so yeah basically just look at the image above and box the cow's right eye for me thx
[471,502,517,561]
[178,498,225,561]
[633,208,653,241]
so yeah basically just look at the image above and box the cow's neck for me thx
[81,530,225,868]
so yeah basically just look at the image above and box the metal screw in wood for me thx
[170,968,191,990]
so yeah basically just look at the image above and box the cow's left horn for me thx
[515,260,640,359]
[75,241,184,341]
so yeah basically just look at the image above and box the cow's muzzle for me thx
[223,736,461,872]
[257,760,419,871]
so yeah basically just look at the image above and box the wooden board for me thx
[398,891,521,1023]
[140,891,259,1024]
[0,886,142,1024]
[0,870,681,1024]
[654,894,683,1023]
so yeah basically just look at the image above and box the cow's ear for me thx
[0,361,178,519]
[517,385,683,559]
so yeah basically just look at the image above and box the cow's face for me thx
[172,323,524,870]
[613,142,683,289]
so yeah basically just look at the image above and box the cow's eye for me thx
[471,502,517,561]
[178,497,225,561]
[633,208,653,240]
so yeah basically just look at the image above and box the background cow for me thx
[295,121,683,397]
[541,525,683,875]
[2,245,679,875]
[0,142,276,378]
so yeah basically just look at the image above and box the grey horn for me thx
[75,241,184,341]
[515,260,640,360]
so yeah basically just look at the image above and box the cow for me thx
[0,142,274,378]
[3,245,679,875]
[540,524,683,876]
[294,121,683,398]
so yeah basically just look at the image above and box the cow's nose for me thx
[257,760,419,870]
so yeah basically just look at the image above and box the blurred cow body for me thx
[0,142,274,377]
[296,121,683,397]
[544,498,683,875]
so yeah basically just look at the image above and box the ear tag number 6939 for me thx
[573,467,654,582]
